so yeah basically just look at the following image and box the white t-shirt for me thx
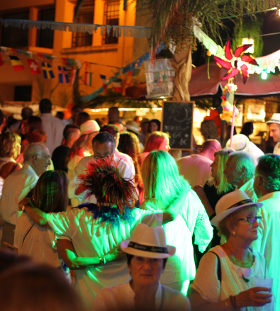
[68,152,135,207]
[41,113,65,154]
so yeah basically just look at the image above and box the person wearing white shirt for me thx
[94,224,191,311]
[68,132,135,207]
[224,151,258,202]
[253,154,280,309]
[267,113,280,155]
[39,98,65,154]
[0,143,51,247]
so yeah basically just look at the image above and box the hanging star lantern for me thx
[214,40,258,83]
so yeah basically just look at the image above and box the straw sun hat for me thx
[121,224,176,259]
[211,189,262,227]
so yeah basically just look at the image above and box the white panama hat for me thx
[80,120,100,135]
[121,224,176,259]
[211,189,262,227]
[226,134,250,152]
[267,113,280,125]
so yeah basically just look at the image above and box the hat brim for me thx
[267,120,280,125]
[126,127,140,135]
[211,202,262,227]
[120,241,176,259]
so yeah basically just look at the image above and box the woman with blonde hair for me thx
[194,148,235,218]
[141,150,213,294]
[0,132,22,196]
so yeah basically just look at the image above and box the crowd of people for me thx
[0,100,279,311]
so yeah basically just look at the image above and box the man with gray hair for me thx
[0,143,51,247]
[253,154,280,309]
[224,151,257,201]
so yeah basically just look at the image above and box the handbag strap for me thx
[21,223,35,248]
[209,251,221,282]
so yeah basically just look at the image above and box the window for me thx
[104,0,120,44]
[36,7,55,49]
[72,0,94,47]
[14,85,32,101]
[0,11,29,48]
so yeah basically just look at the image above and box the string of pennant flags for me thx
[0,43,164,100]
[0,18,152,38]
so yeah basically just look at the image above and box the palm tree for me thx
[138,0,279,101]
[74,0,279,101]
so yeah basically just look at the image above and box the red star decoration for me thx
[214,40,258,83]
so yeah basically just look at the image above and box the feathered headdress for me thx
[78,156,137,214]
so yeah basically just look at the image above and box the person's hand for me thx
[235,287,272,308]
[18,197,31,211]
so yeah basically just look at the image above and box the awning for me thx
[189,62,280,97]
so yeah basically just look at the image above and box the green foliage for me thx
[233,19,263,57]
[137,0,279,51]
[85,90,163,109]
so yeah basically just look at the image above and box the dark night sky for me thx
[263,11,280,55]
[193,10,280,66]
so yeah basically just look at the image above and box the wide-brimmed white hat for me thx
[121,224,176,259]
[126,120,140,135]
[226,134,250,152]
[211,189,262,227]
[267,113,280,125]
[80,120,100,135]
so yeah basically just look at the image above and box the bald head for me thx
[200,139,221,161]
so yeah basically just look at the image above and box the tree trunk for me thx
[172,45,192,102]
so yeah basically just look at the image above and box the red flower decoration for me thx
[214,40,258,83]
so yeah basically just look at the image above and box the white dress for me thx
[142,188,213,294]
[191,245,273,311]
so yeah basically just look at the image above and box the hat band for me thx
[128,242,168,254]
[228,199,253,210]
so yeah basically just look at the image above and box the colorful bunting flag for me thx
[112,78,122,93]
[42,62,54,79]
[69,69,77,84]
[27,58,40,74]
[100,74,107,89]
[58,66,69,83]
[9,55,24,72]
[84,71,92,86]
